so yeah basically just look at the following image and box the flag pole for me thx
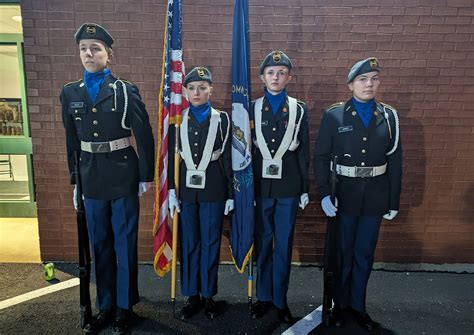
[248,253,253,311]
[171,124,180,314]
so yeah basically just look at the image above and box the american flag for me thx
[153,0,187,277]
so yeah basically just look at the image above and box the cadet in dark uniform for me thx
[61,23,155,334]
[313,57,402,331]
[250,51,310,324]
[167,67,233,320]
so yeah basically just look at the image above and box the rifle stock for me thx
[74,151,92,328]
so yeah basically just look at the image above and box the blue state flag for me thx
[230,0,254,273]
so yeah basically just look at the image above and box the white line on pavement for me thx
[282,305,322,335]
[0,278,80,310]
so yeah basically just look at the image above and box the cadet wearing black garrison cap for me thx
[313,57,402,332]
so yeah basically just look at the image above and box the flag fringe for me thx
[230,244,254,274]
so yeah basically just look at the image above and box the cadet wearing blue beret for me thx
[168,66,234,320]
[250,51,310,325]
[61,22,155,334]
[313,57,402,331]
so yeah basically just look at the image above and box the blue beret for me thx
[184,67,212,86]
[260,50,293,75]
[347,57,380,83]
[75,23,114,48]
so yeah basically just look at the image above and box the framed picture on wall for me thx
[0,98,23,136]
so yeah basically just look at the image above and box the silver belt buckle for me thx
[91,142,111,153]
[355,166,373,178]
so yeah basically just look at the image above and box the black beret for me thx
[184,67,212,86]
[259,50,293,75]
[75,22,114,48]
[347,57,380,83]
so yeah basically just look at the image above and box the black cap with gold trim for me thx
[347,57,380,83]
[184,67,212,86]
[259,50,293,75]
[75,22,114,48]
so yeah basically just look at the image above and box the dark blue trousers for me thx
[84,195,139,310]
[179,201,225,298]
[335,213,382,312]
[255,197,299,309]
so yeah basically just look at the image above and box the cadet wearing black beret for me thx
[259,50,293,75]
[346,57,380,83]
[74,22,114,48]
[313,57,402,331]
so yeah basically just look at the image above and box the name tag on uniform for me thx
[70,102,84,108]
[338,125,353,133]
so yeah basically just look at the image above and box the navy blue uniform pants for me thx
[84,195,139,311]
[255,197,299,309]
[179,201,225,298]
[335,213,382,312]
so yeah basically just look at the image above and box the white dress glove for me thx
[168,189,181,219]
[299,193,309,210]
[73,185,78,210]
[321,195,338,217]
[224,199,234,215]
[383,210,398,220]
[138,182,152,197]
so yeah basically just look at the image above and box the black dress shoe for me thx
[112,308,136,334]
[352,310,377,332]
[181,295,201,320]
[250,300,272,319]
[83,309,114,333]
[331,307,345,327]
[276,306,294,324]
[203,297,219,319]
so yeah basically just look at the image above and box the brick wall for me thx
[21,0,474,264]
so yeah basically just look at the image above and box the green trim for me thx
[0,33,23,43]
[0,29,36,217]
[0,1,20,4]
[0,202,37,217]
[0,137,32,154]
[17,42,30,137]
[26,154,35,202]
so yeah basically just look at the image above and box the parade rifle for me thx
[74,151,92,328]
[322,155,338,326]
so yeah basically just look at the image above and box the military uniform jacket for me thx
[168,109,233,203]
[61,74,155,200]
[251,96,310,198]
[313,99,402,216]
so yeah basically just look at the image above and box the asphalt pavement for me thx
[0,263,473,334]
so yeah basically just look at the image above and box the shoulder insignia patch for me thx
[327,102,344,111]
[63,79,82,87]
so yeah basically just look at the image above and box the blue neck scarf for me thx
[84,68,111,104]
[190,101,211,125]
[352,97,375,128]
[264,88,287,115]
